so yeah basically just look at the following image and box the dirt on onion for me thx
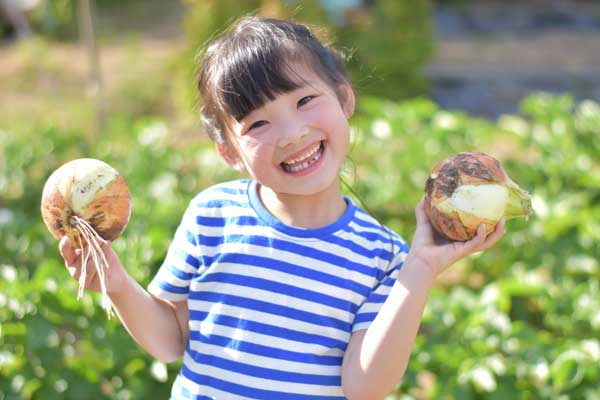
[41,158,131,318]
[424,152,532,241]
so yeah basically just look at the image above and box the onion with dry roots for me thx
[424,152,533,241]
[41,158,131,318]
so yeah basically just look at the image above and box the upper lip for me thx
[280,141,322,165]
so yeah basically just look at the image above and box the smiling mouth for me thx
[281,141,324,173]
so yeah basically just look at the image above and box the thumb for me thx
[59,236,81,266]
[415,197,431,226]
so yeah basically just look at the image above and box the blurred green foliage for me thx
[0,118,240,399]
[351,93,600,399]
[177,0,432,108]
[26,0,78,39]
[1,92,599,399]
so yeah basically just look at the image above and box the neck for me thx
[258,182,347,229]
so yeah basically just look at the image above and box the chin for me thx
[283,175,341,197]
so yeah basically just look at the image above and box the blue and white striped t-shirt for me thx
[148,179,409,400]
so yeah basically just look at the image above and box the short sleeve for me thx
[352,245,409,332]
[148,203,202,302]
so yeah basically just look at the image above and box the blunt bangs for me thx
[217,40,304,122]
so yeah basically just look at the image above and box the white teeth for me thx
[285,143,321,165]
[282,142,323,173]
[287,160,311,172]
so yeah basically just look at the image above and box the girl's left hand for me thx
[407,197,506,280]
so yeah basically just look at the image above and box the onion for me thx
[41,158,131,317]
[424,152,532,241]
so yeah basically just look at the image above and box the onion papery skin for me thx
[41,158,132,246]
[424,152,532,241]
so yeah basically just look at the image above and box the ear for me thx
[338,82,356,119]
[216,143,246,172]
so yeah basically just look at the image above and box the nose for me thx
[277,118,310,148]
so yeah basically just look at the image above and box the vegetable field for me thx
[2,92,600,399]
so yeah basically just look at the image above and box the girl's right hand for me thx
[58,236,128,294]
[406,197,505,280]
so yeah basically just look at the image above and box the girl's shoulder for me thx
[179,179,255,226]
[349,202,409,252]
[189,179,253,208]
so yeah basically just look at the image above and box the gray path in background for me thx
[428,1,600,118]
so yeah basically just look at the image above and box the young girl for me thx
[59,16,505,400]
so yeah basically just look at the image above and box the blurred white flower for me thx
[198,148,225,168]
[138,121,168,146]
[0,208,13,226]
[578,99,600,117]
[532,124,550,144]
[532,195,548,218]
[1,265,16,282]
[581,340,600,361]
[0,351,15,368]
[591,312,600,330]
[471,366,497,392]
[576,154,591,171]
[54,379,68,393]
[149,173,177,199]
[481,284,499,305]
[498,115,529,137]
[45,278,57,292]
[486,355,507,375]
[11,375,25,393]
[504,338,520,353]
[485,307,511,333]
[568,255,598,274]
[442,312,455,326]
[434,112,459,130]
[531,360,549,384]
[371,118,391,140]
[151,361,168,382]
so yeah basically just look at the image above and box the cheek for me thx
[316,105,349,134]
[238,142,275,172]
[330,116,350,148]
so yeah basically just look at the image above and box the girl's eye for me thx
[298,95,316,107]
[247,120,268,132]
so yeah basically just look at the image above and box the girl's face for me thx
[224,64,355,198]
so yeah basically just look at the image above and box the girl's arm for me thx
[59,237,189,363]
[341,199,505,400]
[341,257,439,399]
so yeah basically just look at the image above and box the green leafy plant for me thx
[1,93,599,399]
[350,93,600,399]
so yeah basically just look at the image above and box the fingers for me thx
[81,261,99,288]
[460,223,487,255]
[484,217,506,246]
[59,236,81,266]
[463,218,506,255]
[59,236,86,279]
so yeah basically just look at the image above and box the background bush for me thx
[1,93,599,399]
[177,0,432,109]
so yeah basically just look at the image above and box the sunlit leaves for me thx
[350,93,600,399]
[2,93,599,398]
